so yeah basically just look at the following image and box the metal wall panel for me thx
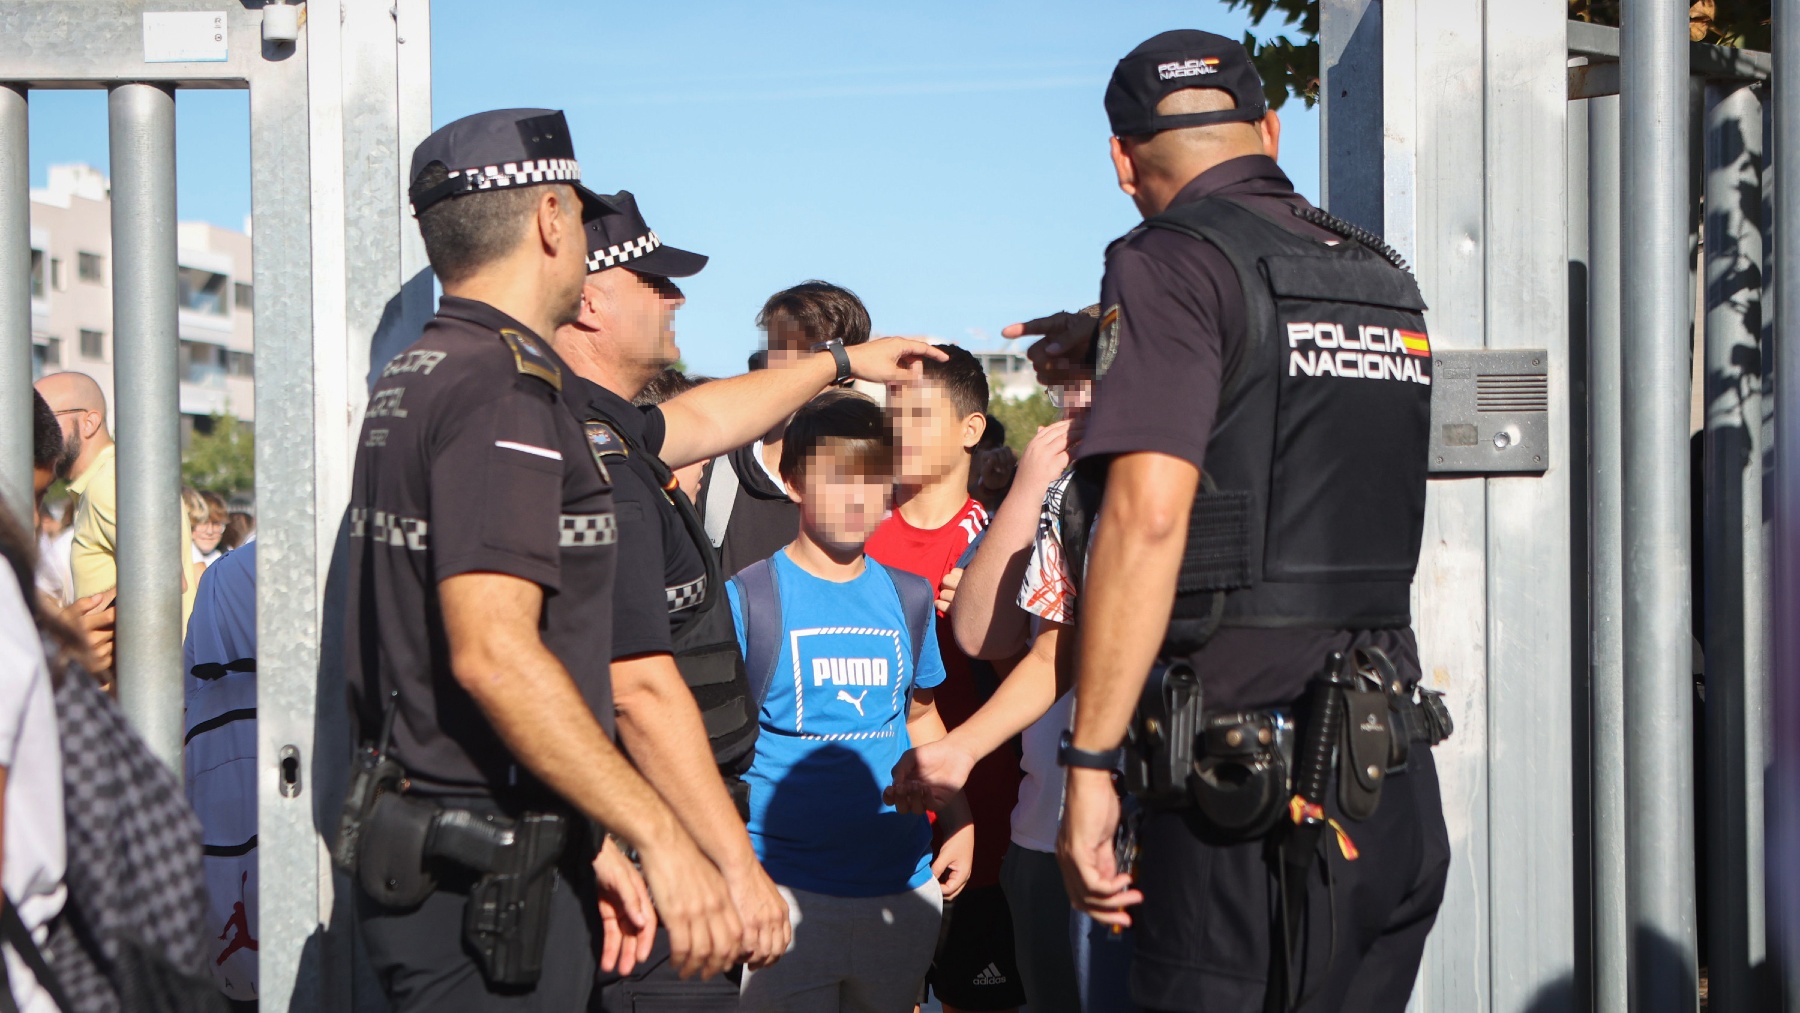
[1701,80,1770,1013]
[250,14,323,1008]
[1377,0,1492,1008]
[1320,0,1384,232]
[0,86,31,524]
[1482,2,1578,1008]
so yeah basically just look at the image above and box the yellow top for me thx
[70,444,197,632]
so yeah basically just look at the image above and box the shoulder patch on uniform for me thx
[584,420,629,459]
[498,328,562,391]
[1096,303,1122,378]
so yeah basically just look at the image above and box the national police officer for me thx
[339,109,740,1011]
[549,190,948,1007]
[1045,34,1454,1012]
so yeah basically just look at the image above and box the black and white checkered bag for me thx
[38,656,224,1013]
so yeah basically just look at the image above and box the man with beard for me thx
[34,371,118,600]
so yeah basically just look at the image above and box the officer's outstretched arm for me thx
[440,572,743,980]
[1057,451,1197,926]
[654,336,947,469]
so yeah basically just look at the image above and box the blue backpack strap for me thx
[730,558,783,712]
[875,562,935,669]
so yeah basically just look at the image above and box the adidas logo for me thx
[972,962,1008,986]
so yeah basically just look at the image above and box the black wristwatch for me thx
[812,338,853,384]
[1058,730,1122,771]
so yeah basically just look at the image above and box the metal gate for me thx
[0,3,430,1008]
[1324,1,1797,1010]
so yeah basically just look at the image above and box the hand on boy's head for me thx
[843,336,946,384]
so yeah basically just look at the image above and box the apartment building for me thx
[29,163,255,440]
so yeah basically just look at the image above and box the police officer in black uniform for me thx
[339,109,742,1012]
[1046,34,1453,1012]
[547,191,948,1006]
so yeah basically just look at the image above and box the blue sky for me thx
[25,0,1317,376]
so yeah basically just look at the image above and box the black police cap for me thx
[408,108,616,219]
[1104,30,1268,138]
[583,190,708,279]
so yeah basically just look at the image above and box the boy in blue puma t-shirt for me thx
[730,389,974,1013]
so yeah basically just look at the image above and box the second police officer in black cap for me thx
[335,108,744,1010]
[546,191,946,1006]
[1043,32,1454,1012]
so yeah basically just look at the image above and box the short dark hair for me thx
[414,162,552,285]
[921,344,989,419]
[633,369,709,407]
[779,389,893,484]
[757,281,872,348]
[31,392,61,471]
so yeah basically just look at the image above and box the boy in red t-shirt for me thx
[867,345,1023,1013]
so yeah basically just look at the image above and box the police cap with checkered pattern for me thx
[582,190,708,278]
[1104,30,1268,138]
[407,108,617,219]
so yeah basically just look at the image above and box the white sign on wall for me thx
[143,11,229,64]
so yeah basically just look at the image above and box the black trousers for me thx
[358,869,597,1013]
[592,926,741,1011]
[1131,748,1451,1013]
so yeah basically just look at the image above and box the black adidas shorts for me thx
[929,883,1027,1010]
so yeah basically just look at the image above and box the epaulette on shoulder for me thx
[498,328,562,391]
[1104,224,1151,259]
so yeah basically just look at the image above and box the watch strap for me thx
[1058,730,1122,771]
[813,339,852,383]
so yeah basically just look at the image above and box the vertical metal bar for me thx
[1485,4,1577,1009]
[1702,79,1769,1013]
[1319,0,1384,232]
[1588,91,1629,1013]
[254,4,323,1002]
[1619,1,1699,1007]
[1769,0,1800,1006]
[0,85,32,526]
[108,82,184,772]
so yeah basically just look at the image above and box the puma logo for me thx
[837,689,869,716]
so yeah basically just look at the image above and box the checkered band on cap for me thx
[587,230,662,272]
[409,157,583,214]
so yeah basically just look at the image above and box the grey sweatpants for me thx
[739,880,944,1013]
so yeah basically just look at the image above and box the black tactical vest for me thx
[586,405,759,778]
[1068,197,1432,650]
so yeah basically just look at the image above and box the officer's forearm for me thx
[441,573,689,858]
[1070,452,1197,753]
[611,652,761,878]
[653,353,840,469]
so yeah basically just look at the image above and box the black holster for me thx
[342,774,569,988]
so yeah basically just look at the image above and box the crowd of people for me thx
[1,27,1453,1013]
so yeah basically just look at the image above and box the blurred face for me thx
[586,268,684,373]
[763,311,812,368]
[787,445,891,554]
[193,513,225,554]
[888,381,984,485]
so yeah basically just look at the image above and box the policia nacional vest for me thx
[1068,197,1432,653]
[583,406,760,781]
